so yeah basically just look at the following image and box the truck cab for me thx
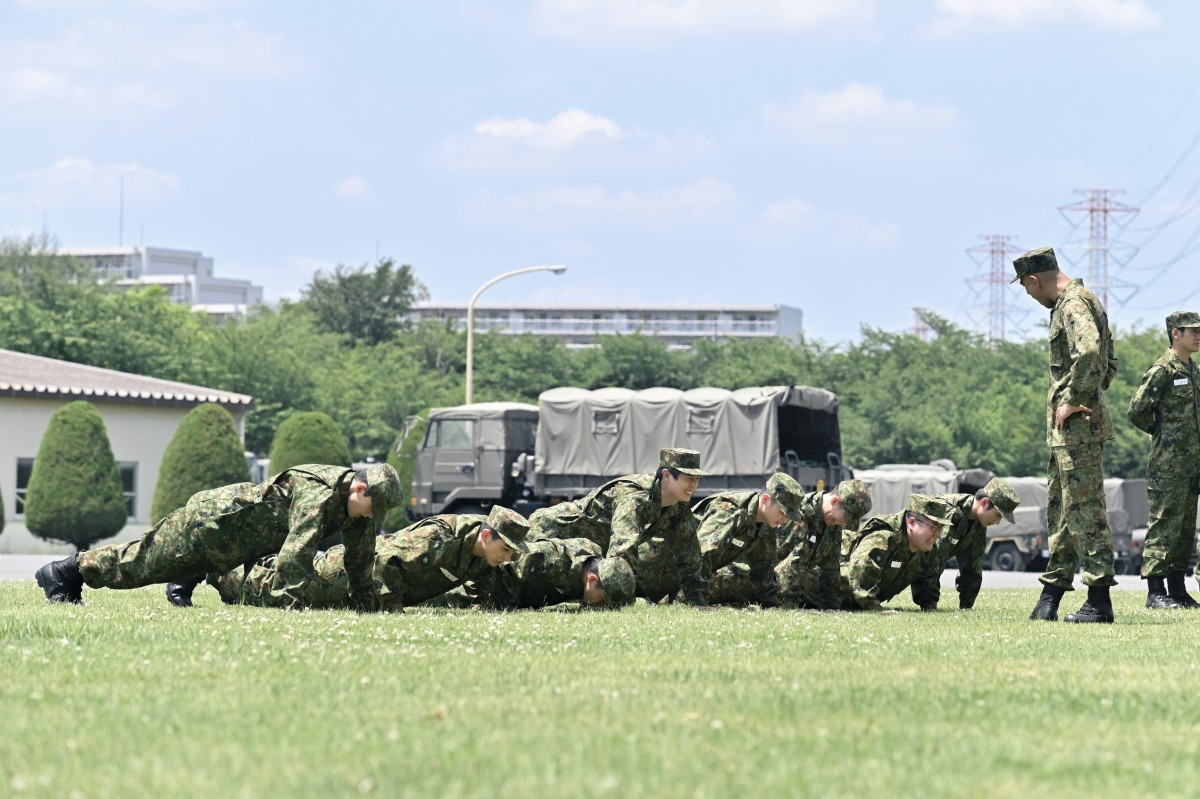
[408,402,538,520]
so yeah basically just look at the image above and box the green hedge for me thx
[25,400,126,550]
[267,411,352,476]
[152,403,251,523]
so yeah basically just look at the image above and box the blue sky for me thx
[4,0,1200,344]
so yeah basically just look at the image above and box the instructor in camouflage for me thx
[840,494,952,611]
[208,506,529,611]
[1014,246,1120,624]
[36,464,403,610]
[1128,310,1200,609]
[908,477,1020,611]
[528,448,708,604]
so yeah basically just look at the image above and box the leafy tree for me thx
[151,403,251,523]
[267,411,352,475]
[581,332,687,389]
[24,401,127,550]
[382,414,428,533]
[301,257,425,346]
[0,233,92,296]
[472,331,580,402]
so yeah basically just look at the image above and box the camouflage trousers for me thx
[1041,443,1116,589]
[78,515,218,590]
[634,539,708,604]
[707,563,778,606]
[775,554,831,609]
[209,550,404,611]
[1140,474,1200,577]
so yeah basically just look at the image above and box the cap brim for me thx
[499,534,528,553]
[675,468,706,476]
[1000,508,1015,525]
[1009,274,1022,284]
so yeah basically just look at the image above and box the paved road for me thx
[0,554,1147,591]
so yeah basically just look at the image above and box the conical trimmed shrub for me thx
[267,411,352,475]
[25,400,126,550]
[151,403,251,523]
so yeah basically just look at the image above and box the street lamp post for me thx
[465,264,567,404]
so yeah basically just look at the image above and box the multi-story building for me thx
[62,246,264,320]
[409,303,804,349]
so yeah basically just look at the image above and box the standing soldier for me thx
[841,494,952,611]
[909,478,1021,611]
[528,448,708,605]
[693,472,809,607]
[209,507,529,611]
[1013,246,1120,623]
[36,464,403,611]
[1128,310,1200,609]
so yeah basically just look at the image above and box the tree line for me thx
[0,234,1173,481]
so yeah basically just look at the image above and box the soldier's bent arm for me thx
[1127,364,1166,434]
[955,535,985,609]
[909,561,940,610]
[815,533,842,609]
[676,513,710,605]
[1062,298,1105,406]
[341,522,378,608]
[608,488,654,561]
[269,488,333,602]
[846,534,888,611]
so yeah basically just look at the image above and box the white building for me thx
[409,303,804,349]
[62,246,264,320]
[0,349,254,554]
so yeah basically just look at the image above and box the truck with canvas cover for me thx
[407,385,846,519]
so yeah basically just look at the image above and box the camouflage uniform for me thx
[78,464,400,609]
[841,496,953,610]
[695,490,780,606]
[1128,332,1200,578]
[1039,278,1120,590]
[909,478,1020,610]
[211,508,528,611]
[528,448,708,604]
[775,491,850,609]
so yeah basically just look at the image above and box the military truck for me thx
[408,385,847,520]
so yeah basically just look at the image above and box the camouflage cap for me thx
[365,463,404,525]
[484,506,530,552]
[906,494,954,535]
[1166,310,1200,333]
[982,477,1020,525]
[660,447,706,476]
[1009,246,1058,284]
[764,472,805,523]
[837,479,872,531]
[597,557,636,608]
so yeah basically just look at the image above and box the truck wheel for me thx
[990,542,1026,572]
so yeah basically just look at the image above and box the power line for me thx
[965,234,1025,341]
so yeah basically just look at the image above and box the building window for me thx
[15,457,33,515]
[592,410,620,435]
[15,458,136,520]
[118,462,136,519]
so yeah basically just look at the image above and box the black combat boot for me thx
[1145,576,1183,609]
[1029,584,1066,621]
[165,576,204,607]
[1167,573,1200,608]
[1064,585,1115,624]
[35,554,84,604]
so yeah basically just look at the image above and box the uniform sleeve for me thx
[955,530,986,609]
[845,533,889,611]
[1127,364,1166,434]
[341,520,379,610]
[675,511,710,605]
[268,482,334,604]
[743,532,780,606]
[696,501,740,573]
[814,530,842,610]
[909,558,941,610]
[1063,298,1105,407]
[608,486,655,561]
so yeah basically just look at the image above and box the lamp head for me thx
[548,265,567,275]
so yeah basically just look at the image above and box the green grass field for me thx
[3,583,1199,799]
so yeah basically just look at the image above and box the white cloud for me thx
[11,158,183,210]
[433,108,708,172]
[926,0,1160,36]
[759,199,899,246]
[530,0,875,44]
[468,177,739,228]
[759,83,960,154]
[0,68,173,113]
[335,177,375,204]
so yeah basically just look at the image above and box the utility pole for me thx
[912,307,932,341]
[1058,189,1139,310]
[966,234,1024,341]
